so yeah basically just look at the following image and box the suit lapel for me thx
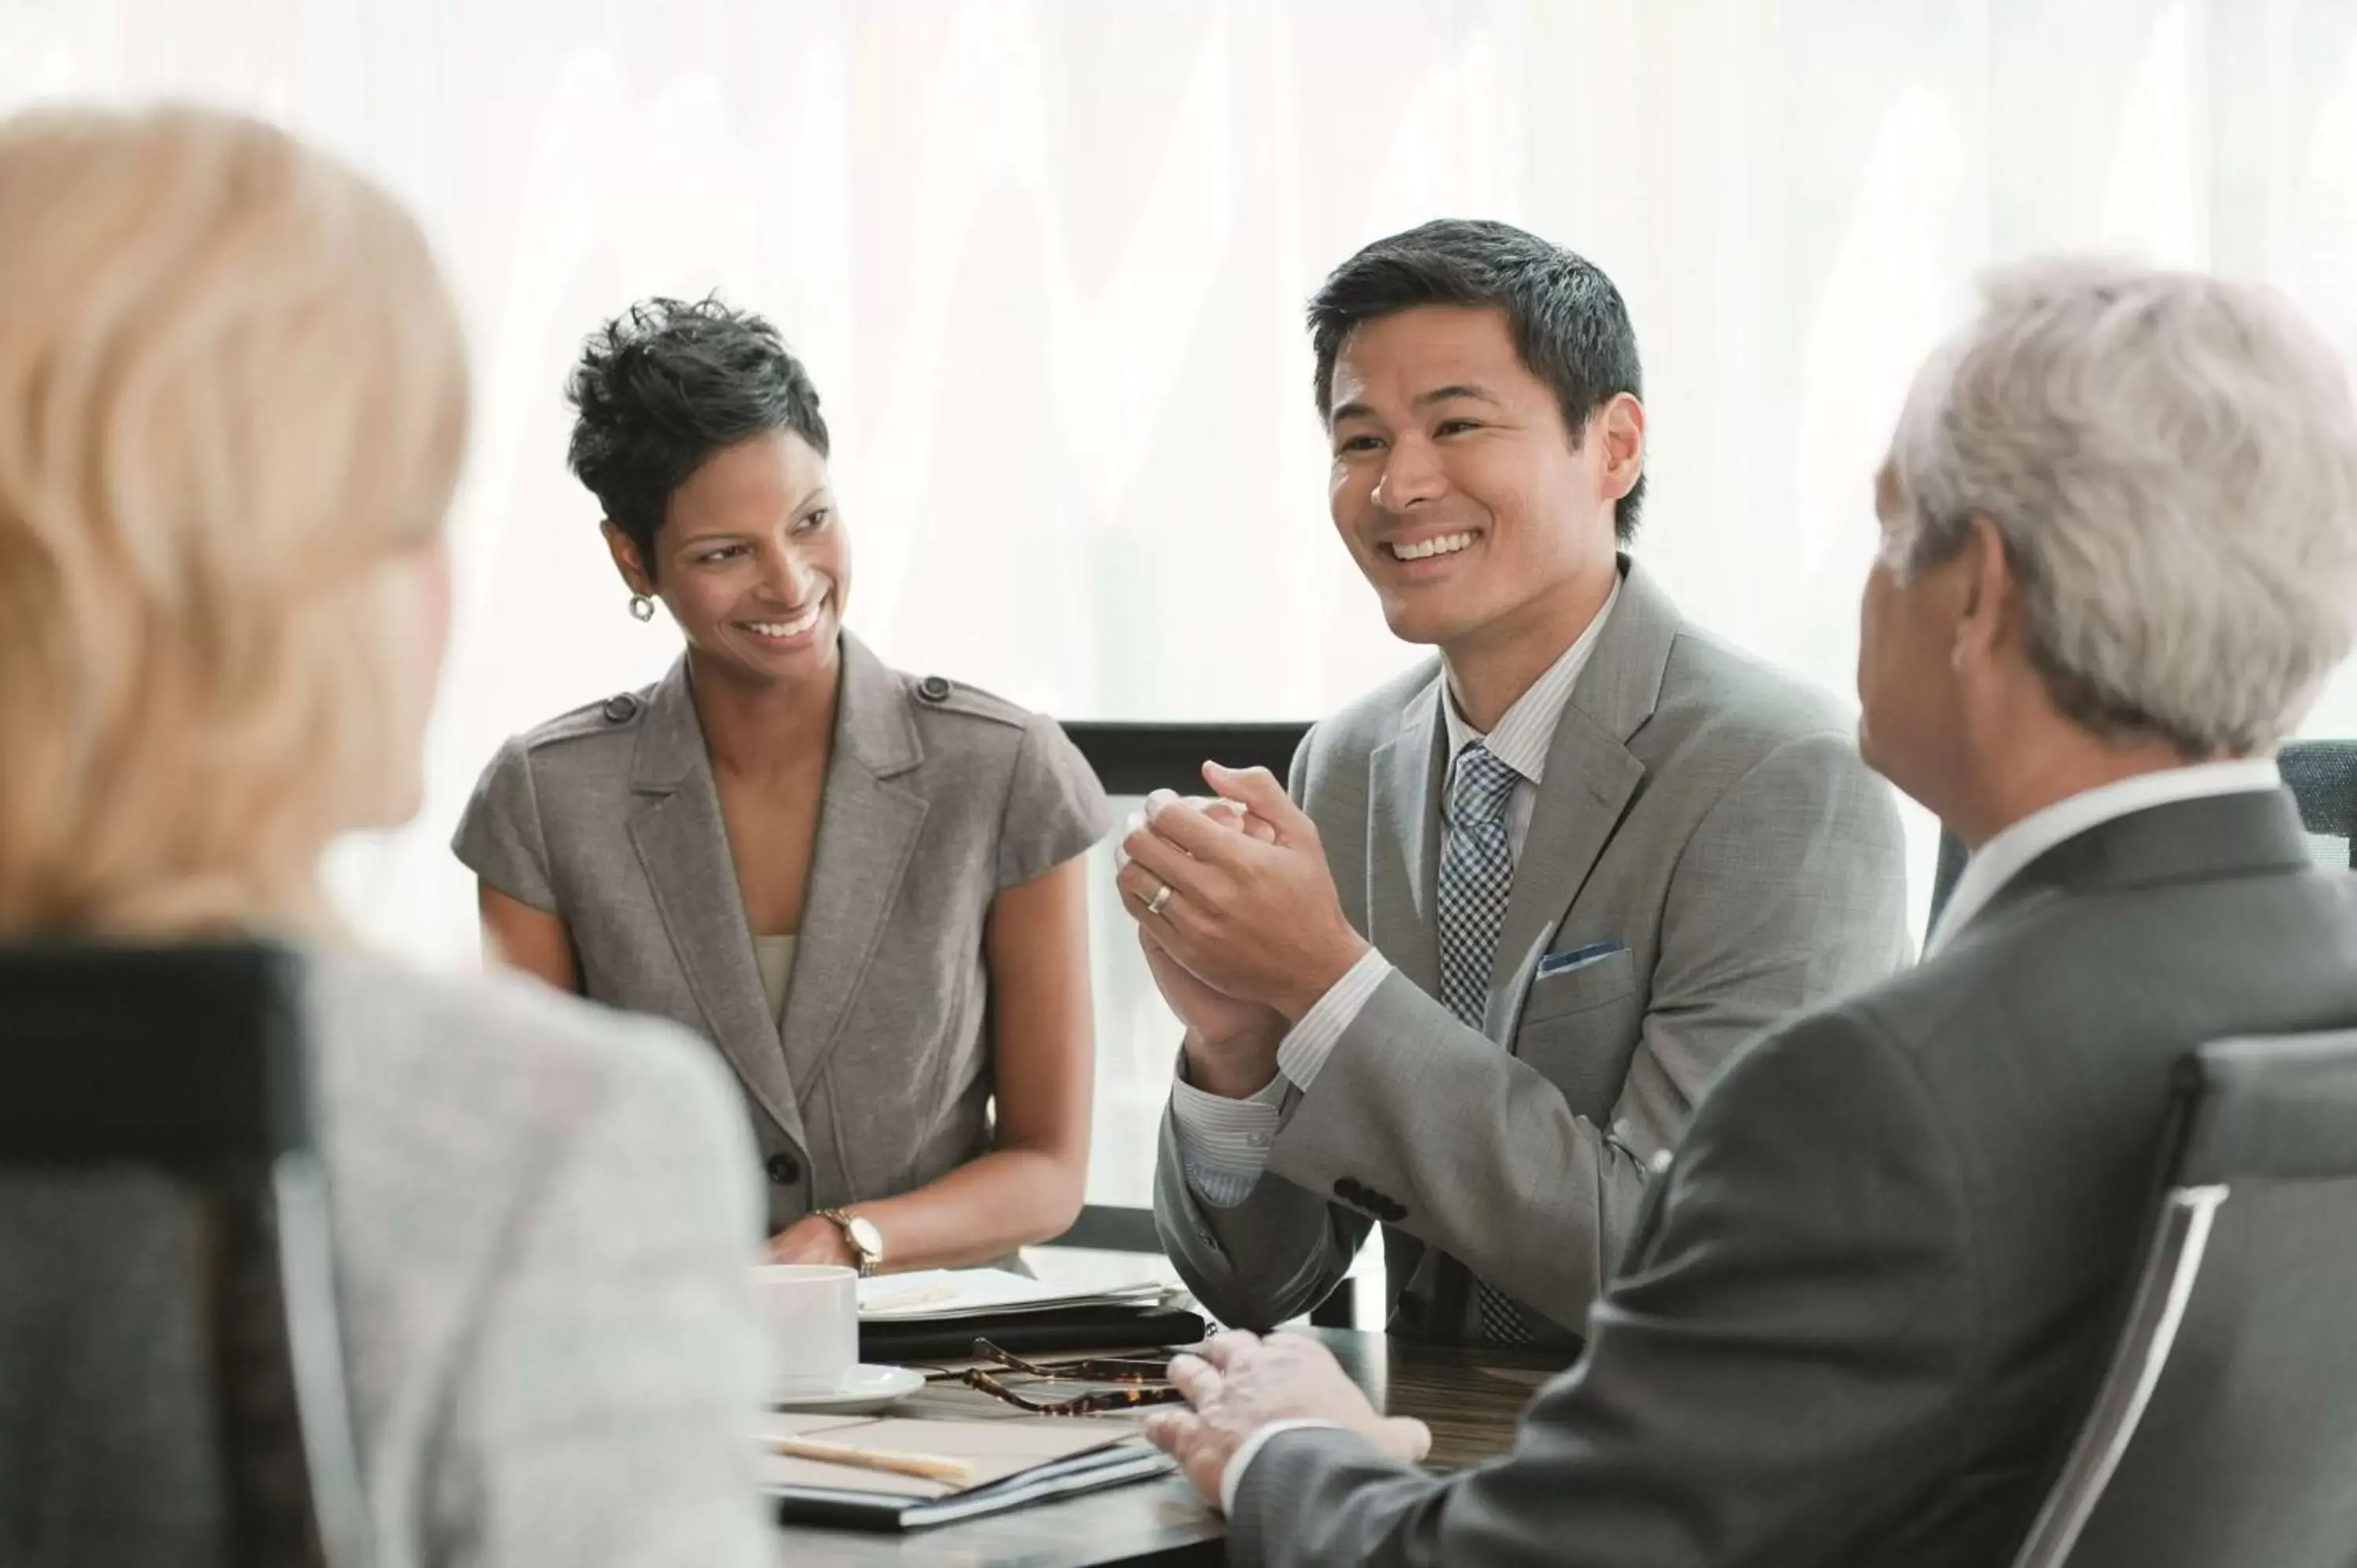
[626,658,807,1149]
[775,634,929,1093]
[1365,671,1447,998]
[1483,559,1683,1043]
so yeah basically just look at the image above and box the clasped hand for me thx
[1113,764,1369,1050]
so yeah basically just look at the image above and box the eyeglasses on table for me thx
[922,1338,1192,1416]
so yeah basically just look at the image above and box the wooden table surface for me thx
[772,1328,1560,1566]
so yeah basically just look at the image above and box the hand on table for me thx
[1144,1330,1430,1510]
[766,1214,855,1268]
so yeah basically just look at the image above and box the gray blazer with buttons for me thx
[454,632,1111,1233]
[1153,559,1912,1345]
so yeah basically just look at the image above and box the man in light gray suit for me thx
[1113,220,1911,1348]
[1142,258,2357,1566]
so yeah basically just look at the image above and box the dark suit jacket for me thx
[1231,787,2357,1567]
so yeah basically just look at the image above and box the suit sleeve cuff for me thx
[1170,1070,1288,1207]
[1274,947,1394,1091]
[1220,1420,1346,1516]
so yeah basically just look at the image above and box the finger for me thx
[1383,1417,1433,1464]
[1203,763,1315,844]
[1113,807,1148,870]
[1167,1354,1222,1406]
[1114,855,1196,920]
[1198,1328,1262,1372]
[1120,819,1211,898]
[1144,1409,1197,1453]
[1190,797,1280,846]
[1144,793,1261,869]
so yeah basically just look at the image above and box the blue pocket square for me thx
[1538,940,1625,978]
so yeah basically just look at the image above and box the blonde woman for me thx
[0,108,771,1566]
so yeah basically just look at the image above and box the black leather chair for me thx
[0,943,370,1568]
[2008,1030,2357,1566]
[1928,738,2357,936]
[1053,722,1367,1324]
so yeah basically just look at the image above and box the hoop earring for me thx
[629,594,655,623]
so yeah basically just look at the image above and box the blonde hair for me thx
[0,105,469,936]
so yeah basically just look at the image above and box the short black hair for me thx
[565,295,829,576]
[1308,219,1646,540]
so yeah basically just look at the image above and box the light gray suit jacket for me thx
[0,948,772,1568]
[455,632,1110,1233]
[1155,559,1911,1344]
[1228,787,2357,1568]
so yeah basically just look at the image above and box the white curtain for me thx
[9,0,2357,1211]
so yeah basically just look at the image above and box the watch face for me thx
[848,1216,885,1261]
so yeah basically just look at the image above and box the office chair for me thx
[0,943,371,1568]
[1054,721,1364,1324]
[2008,1030,2357,1567]
[1926,737,2357,936]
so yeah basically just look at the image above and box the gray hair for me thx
[1886,256,2357,755]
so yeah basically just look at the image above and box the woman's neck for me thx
[687,645,840,781]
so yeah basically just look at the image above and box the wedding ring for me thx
[1146,883,1174,918]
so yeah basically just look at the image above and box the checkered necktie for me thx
[1438,742,1534,1345]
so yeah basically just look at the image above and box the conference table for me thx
[772,1327,1559,1566]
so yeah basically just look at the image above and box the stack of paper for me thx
[856,1267,1204,1361]
[856,1267,1169,1321]
[762,1412,1174,1530]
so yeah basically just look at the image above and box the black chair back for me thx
[1927,738,2357,938]
[0,943,370,1568]
[2009,1030,2357,1566]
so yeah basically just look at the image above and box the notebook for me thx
[856,1266,1207,1362]
[761,1412,1175,1530]
[856,1267,1169,1320]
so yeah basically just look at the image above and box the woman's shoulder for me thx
[489,672,669,779]
[889,664,1057,745]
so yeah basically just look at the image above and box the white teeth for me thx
[747,604,823,639]
[1390,531,1477,562]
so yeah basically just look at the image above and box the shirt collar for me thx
[1926,757,2285,955]
[1441,576,1622,781]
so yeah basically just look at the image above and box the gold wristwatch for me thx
[816,1207,885,1277]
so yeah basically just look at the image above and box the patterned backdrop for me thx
[8,0,2357,1217]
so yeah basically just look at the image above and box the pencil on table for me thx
[768,1434,977,1486]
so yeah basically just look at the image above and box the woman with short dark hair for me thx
[455,297,1109,1272]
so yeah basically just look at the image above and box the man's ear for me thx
[1595,392,1645,503]
[1952,515,2016,669]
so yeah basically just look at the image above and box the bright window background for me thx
[11,1,2357,1236]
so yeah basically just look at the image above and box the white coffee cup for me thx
[752,1263,859,1398]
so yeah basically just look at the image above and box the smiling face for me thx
[605,427,848,690]
[1325,304,1633,653]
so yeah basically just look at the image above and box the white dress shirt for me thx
[1168,579,1622,1207]
[1925,757,2285,957]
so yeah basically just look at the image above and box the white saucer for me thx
[772,1364,926,1414]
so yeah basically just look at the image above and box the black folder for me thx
[859,1301,1207,1363]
